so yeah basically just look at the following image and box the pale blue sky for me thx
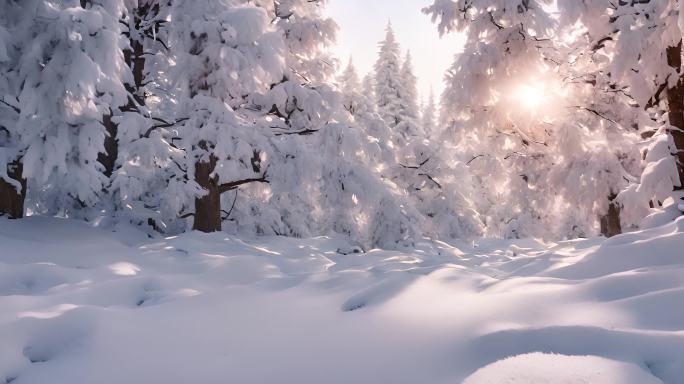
[325,0,465,101]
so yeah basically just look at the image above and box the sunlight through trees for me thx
[0,0,683,246]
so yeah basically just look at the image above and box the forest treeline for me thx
[0,0,682,248]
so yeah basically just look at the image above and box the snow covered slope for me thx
[0,217,683,383]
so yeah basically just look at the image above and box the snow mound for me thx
[464,353,662,384]
[547,216,684,279]
[1,217,683,383]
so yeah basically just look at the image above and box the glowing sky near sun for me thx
[325,0,465,102]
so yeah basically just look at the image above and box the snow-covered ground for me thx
[0,217,683,384]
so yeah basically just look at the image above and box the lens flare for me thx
[513,84,546,110]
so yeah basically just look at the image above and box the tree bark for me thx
[99,6,149,179]
[124,11,147,107]
[600,193,622,238]
[193,155,222,232]
[0,160,26,219]
[666,40,684,190]
[190,150,269,232]
[98,111,118,177]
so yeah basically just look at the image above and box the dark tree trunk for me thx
[0,160,26,219]
[193,155,222,232]
[130,38,146,98]
[188,148,268,232]
[99,6,149,179]
[83,0,120,178]
[666,40,684,190]
[124,16,147,107]
[98,111,118,177]
[600,193,622,238]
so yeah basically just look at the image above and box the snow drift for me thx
[0,216,682,383]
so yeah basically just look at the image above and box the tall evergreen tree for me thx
[424,0,639,239]
[399,51,420,129]
[1,0,130,218]
[565,0,684,226]
[374,23,404,131]
[361,73,376,113]
[395,51,423,140]
[166,0,342,235]
[106,0,180,232]
[0,5,25,219]
[338,57,361,115]
[422,88,437,138]
[167,0,282,232]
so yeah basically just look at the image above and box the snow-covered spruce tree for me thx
[556,0,684,227]
[374,23,405,132]
[241,0,426,247]
[4,0,173,227]
[335,58,397,163]
[423,0,558,238]
[0,6,26,219]
[338,57,362,115]
[528,17,642,238]
[263,0,337,82]
[249,0,339,142]
[361,72,376,113]
[366,19,483,241]
[267,5,421,246]
[394,140,484,240]
[108,0,187,233]
[75,0,132,180]
[312,114,422,249]
[167,0,286,233]
[336,58,390,140]
[3,0,129,218]
[323,81,424,248]
[422,88,437,138]
[374,24,421,141]
[397,51,422,138]
[424,0,638,239]
[229,0,350,237]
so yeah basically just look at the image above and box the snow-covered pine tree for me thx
[397,51,422,138]
[3,0,129,218]
[423,0,557,238]
[108,0,185,233]
[0,7,26,219]
[336,58,387,134]
[338,57,361,115]
[312,115,420,249]
[361,73,376,112]
[560,0,684,226]
[251,0,338,138]
[167,0,285,233]
[271,0,337,80]
[226,0,346,238]
[423,0,637,239]
[374,23,405,132]
[367,18,482,241]
[335,59,395,162]
[394,139,484,241]
[422,88,437,138]
[238,7,422,248]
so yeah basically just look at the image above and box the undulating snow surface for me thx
[1,217,683,383]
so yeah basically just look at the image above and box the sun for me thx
[513,84,546,110]
[502,77,567,125]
